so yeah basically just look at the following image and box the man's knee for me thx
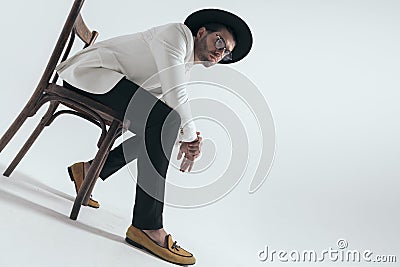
[160,110,181,135]
[168,110,181,128]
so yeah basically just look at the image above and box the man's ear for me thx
[196,27,207,38]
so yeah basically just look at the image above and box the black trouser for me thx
[64,78,181,230]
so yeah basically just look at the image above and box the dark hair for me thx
[201,22,237,43]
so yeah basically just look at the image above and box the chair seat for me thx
[45,83,122,125]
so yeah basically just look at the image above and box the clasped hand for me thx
[177,131,202,172]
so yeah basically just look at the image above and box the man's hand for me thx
[177,131,202,172]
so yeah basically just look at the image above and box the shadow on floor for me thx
[0,163,162,263]
[0,163,124,243]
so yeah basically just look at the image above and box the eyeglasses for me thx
[215,34,233,62]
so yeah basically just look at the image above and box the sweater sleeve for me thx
[148,24,197,142]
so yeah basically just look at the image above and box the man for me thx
[56,8,252,265]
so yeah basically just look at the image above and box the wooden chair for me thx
[0,0,128,220]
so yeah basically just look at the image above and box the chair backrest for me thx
[74,14,99,48]
[52,13,99,83]
[31,0,98,101]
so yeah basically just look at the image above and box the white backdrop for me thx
[0,0,399,266]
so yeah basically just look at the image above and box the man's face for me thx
[194,27,236,67]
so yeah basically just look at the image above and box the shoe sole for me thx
[67,166,75,183]
[125,237,193,266]
[67,166,99,209]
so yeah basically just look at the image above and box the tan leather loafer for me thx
[67,162,100,209]
[125,225,196,266]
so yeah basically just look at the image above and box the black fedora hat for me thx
[184,8,253,64]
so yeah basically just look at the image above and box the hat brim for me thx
[184,9,253,64]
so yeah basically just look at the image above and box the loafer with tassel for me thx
[125,225,196,266]
[67,162,100,209]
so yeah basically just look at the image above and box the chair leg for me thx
[3,102,58,177]
[70,120,120,220]
[82,124,124,205]
[82,147,107,206]
[0,105,35,154]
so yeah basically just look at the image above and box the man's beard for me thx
[197,38,216,67]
